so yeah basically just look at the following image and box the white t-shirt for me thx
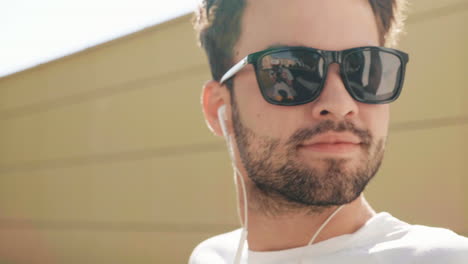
[189,212,468,264]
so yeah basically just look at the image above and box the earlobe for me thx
[201,80,231,137]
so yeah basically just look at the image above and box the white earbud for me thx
[218,104,236,161]
[217,104,228,138]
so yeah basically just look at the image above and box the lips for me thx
[302,133,361,145]
[298,133,362,154]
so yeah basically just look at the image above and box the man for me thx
[190,0,468,263]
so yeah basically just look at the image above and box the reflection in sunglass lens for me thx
[344,49,402,102]
[256,50,325,105]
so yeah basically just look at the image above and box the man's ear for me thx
[201,80,231,137]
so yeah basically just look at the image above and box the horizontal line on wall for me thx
[0,218,465,237]
[407,1,468,24]
[390,115,468,132]
[0,141,224,174]
[0,64,208,120]
[0,220,466,243]
[0,115,467,174]
[0,218,238,233]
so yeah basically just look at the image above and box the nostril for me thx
[320,110,329,115]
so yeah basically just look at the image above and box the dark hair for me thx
[193,0,407,87]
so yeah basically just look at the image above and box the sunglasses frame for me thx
[220,46,409,105]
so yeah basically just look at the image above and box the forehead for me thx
[235,0,380,59]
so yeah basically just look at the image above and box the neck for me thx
[245,194,375,252]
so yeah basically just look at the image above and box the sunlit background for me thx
[0,0,199,77]
[0,0,467,263]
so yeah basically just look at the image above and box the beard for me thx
[231,99,385,216]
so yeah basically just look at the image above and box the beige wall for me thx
[0,0,467,263]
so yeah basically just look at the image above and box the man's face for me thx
[230,0,388,211]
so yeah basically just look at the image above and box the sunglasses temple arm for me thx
[220,57,249,84]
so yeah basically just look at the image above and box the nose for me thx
[310,64,359,120]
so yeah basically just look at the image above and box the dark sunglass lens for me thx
[344,49,402,102]
[257,50,325,105]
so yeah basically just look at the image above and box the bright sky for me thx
[0,0,200,78]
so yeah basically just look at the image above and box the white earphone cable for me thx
[230,144,249,264]
[298,204,344,264]
[218,105,249,264]
[233,167,249,264]
[308,205,344,246]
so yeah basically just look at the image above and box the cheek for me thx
[361,104,389,139]
[234,76,303,139]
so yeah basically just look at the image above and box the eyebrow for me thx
[265,43,295,50]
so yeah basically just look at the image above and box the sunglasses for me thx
[220,46,409,105]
